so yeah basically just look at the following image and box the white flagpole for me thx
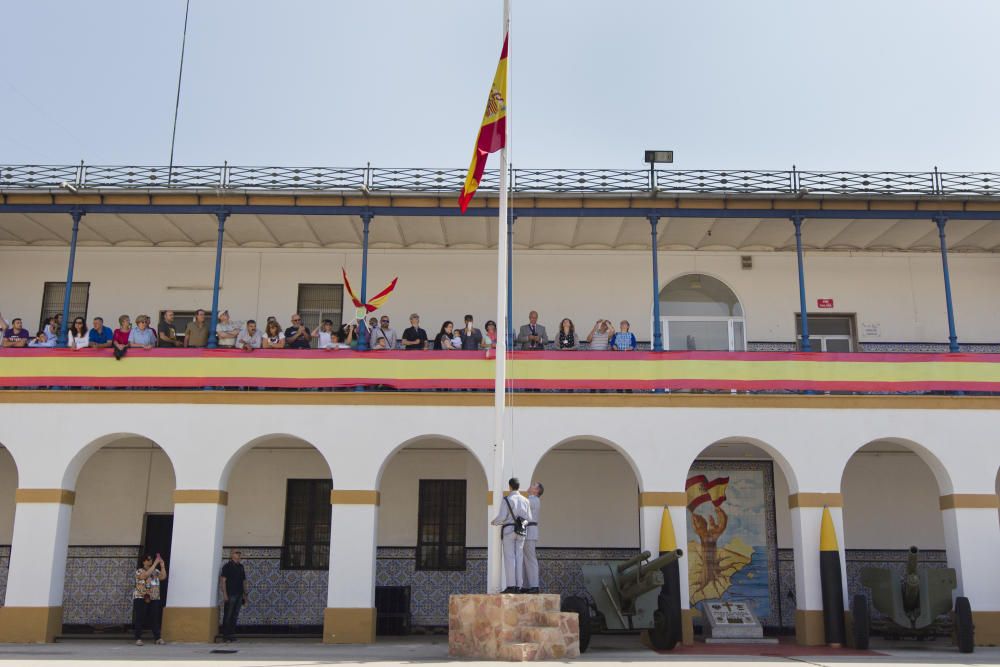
[488,0,511,595]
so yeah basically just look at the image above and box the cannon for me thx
[852,546,974,653]
[561,548,683,652]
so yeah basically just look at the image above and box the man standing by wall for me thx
[522,482,543,594]
[219,550,248,643]
[491,478,532,593]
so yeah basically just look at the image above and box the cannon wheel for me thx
[561,595,591,653]
[648,594,680,650]
[851,594,870,650]
[954,596,974,653]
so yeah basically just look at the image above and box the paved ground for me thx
[0,635,996,666]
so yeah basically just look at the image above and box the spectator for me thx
[586,319,614,351]
[236,320,262,351]
[371,315,397,350]
[157,311,180,348]
[132,553,167,646]
[284,313,311,350]
[68,317,89,350]
[184,309,210,348]
[89,317,113,349]
[112,315,132,360]
[129,315,157,350]
[483,320,498,349]
[459,314,483,350]
[314,319,342,350]
[556,318,577,350]
[368,316,378,332]
[0,312,7,334]
[610,320,637,351]
[433,321,457,350]
[263,321,285,349]
[29,325,56,348]
[339,322,359,350]
[516,311,548,350]
[219,549,248,643]
[216,310,241,348]
[3,318,31,348]
[401,313,428,351]
[43,314,61,341]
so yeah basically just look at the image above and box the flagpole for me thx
[488,0,511,595]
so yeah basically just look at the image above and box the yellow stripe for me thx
[819,506,839,552]
[330,490,380,506]
[173,490,228,505]
[639,491,687,507]
[15,488,75,505]
[789,493,844,509]
[939,494,1000,510]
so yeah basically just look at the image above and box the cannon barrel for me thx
[616,550,652,574]
[905,546,919,576]
[616,550,685,606]
[901,545,920,611]
[644,548,684,572]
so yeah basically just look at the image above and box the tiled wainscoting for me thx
[0,545,947,633]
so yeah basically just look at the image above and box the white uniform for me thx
[492,490,532,590]
[522,495,541,589]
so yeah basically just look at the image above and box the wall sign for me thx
[817,299,834,308]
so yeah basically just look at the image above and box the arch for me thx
[375,434,488,490]
[219,432,332,490]
[658,272,747,351]
[529,435,644,492]
[62,432,177,490]
[683,436,799,496]
[838,436,952,496]
[0,443,19,547]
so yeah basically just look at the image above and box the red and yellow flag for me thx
[458,33,509,213]
[686,475,730,512]
[342,268,398,314]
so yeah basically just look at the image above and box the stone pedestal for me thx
[449,594,580,661]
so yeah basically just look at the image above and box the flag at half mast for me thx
[458,33,508,213]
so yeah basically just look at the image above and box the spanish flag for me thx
[685,475,730,512]
[458,33,509,213]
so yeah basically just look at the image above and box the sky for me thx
[2,1,999,171]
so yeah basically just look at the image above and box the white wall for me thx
[0,447,16,543]
[70,442,175,544]
[2,246,999,344]
[842,450,946,550]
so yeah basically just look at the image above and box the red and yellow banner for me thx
[1,350,1000,392]
[458,33,508,213]
[686,475,730,512]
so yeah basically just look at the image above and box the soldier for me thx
[491,477,531,593]
[522,482,544,594]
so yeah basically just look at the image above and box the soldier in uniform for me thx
[522,482,544,594]
[491,477,532,593]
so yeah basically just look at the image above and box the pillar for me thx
[934,215,960,352]
[325,489,379,644]
[792,214,811,351]
[649,214,663,352]
[207,210,229,348]
[940,493,1000,644]
[161,490,227,642]
[638,492,693,645]
[0,489,75,642]
[356,213,373,351]
[787,492,847,646]
[57,210,84,346]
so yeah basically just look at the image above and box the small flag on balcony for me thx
[458,33,509,213]
[343,268,398,314]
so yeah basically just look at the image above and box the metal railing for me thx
[2,163,999,197]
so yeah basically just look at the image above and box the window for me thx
[795,314,856,352]
[297,284,344,343]
[281,479,332,570]
[416,480,466,571]
[660,274,746,351]
[39,282,90,332]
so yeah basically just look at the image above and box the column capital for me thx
[788,492,843,509]
[330,489,380,506]
[15,488,75,505]
[638,491,686,507]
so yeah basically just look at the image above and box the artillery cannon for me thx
[561,548,683,652]
[853,546,974,653]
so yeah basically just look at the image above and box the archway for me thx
[659,273,746,351]
[684,438,795,637]
[222,435,332,634]
[0,445,17,607]
[840,439,949,632]
[62,435,176,633]
[376,436,489,629]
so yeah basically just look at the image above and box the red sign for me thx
[817,299,834,309]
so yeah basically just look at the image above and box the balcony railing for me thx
[2,164,999,197]
[0,349,997,394]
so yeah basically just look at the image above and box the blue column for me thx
[357,212,373,351]
[207,210,229,348]
[58,209,84,346]
[792,215,811,352]
[935,215,960,352]
[649,214,663,351]
[506,212,515,348]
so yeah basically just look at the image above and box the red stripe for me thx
[687,493,711,511]
[476,117,506,154]
[686,475,708,489]
[705,477,729,489]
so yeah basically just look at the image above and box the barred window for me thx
[39,282,90,332]
[297,284,344,343]
[281,479,332,570]
[416,480,466,571]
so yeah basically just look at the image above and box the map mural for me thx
[686,460,779,627]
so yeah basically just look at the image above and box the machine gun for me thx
[853,546,974,653]
[562,549,683,652]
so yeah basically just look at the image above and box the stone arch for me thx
[375,433,488,490]
[62,431,177,490]
[529,434,645,493]
[0,443,17,605]
[839,436,952,498]
[682,435,799,496]
[219,432,333,490]
[659,271,747,316]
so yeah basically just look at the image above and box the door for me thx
[142,514,174,603]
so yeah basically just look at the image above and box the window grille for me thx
[416,480,466,571]
[281,479,332,570]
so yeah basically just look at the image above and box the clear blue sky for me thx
[2,1,998,170]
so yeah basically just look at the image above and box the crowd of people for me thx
[0,308,641,355]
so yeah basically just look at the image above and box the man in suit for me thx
[516,311,548,350]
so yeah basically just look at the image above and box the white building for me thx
[0,165,998,645]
